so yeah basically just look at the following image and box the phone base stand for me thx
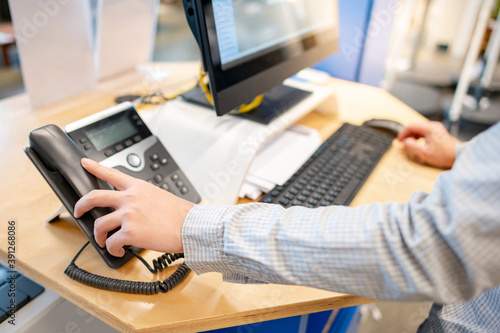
[45,205,77,224]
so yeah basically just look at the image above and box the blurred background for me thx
[3,0,500,140]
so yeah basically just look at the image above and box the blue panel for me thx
[202,315,302,333]
[306,310,335,332]
[313,0,374,82]
[330,307,361,333]
[358,0,398,87]
[305,307,360,333]
[201,307,360,333]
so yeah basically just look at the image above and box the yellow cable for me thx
[231,94,264,114]
[199,64,263,114]
[199,65,214,105]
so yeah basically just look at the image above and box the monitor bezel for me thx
[193,0,339,116]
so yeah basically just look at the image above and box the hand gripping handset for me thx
[24,124,139,268]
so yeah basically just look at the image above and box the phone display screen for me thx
[86,116,138,151]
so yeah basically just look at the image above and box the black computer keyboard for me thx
[260,123,394,208]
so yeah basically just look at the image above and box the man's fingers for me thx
[81,158,135,191]
[105,231,129,257]
[403,137,428,163]
[397,123,433,142]
[398,128,422,142]
[94,212,124,248]
[74,189,122,218]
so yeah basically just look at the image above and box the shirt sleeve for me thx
[455,141,468,159]
[182,123,500,305]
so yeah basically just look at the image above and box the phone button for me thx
[127,153,142,168]
[154,174,163,183]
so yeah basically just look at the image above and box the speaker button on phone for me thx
[127,153,142,168]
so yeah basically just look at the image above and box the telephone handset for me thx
[25,103,200,294]
[24,124,139,268]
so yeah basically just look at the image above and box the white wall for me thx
[422,0,467,52]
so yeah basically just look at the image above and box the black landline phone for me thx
[24,103,201,294]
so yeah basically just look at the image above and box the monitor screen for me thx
[213,0,336,70]
[183,0,339,118]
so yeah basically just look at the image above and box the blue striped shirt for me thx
[182,122,500,332]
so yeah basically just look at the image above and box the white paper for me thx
[248,125,321,186]
[9,0,96,107]
[96,0,159,81]
[238,182,263,201]
[239,125,321,199]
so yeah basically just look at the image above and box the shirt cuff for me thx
[182,204,232,276]
[455,142,468,159]
[222,273,267,284]
[182,204,269,285]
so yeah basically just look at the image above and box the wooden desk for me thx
[0,62,442,332]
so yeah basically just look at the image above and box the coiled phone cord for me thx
[64,241,191,295]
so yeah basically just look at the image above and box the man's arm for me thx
[183,122,500,304]
[76,122,500,305]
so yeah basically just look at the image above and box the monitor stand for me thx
[181,84,312,125]
[146,78,337,205]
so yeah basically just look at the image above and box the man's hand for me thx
[398,122,459,169]
[74,158,195,257]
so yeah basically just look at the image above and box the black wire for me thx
[139,91,170,105]
[129,251,185,274]
[65,241,191,295]
[114,91,171,107]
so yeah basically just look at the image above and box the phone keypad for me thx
[147,153,189,196]
[105,139,201,204]
[127,143,199,203]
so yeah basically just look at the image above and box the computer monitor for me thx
[182,0,339,124]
